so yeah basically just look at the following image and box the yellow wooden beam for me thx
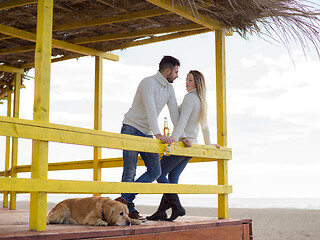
[0,116,232,159]
[3,92,12,208]
[215,30,229,219]
[0,0,36,10]
[29,0,53,231]
[71,23,205,44]
[9,72,21,210]
[145,0,232,35]
[0,24,119,61]
[108,29,212,51]
[0,45,35,55]
[0,153,232,176]
[54,8,168,31]
[18,29,211,67]
[216,31,227,147]
[93,56,103,195]
[0,8,168,41]
[0,65,24,74]
[0,178,232,194]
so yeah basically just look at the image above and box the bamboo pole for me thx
[29,0,53,231]
[215,30,229,219]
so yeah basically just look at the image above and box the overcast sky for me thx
[1,32,319,199]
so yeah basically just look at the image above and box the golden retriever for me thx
[47,196,141,226]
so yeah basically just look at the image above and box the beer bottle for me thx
[164,117,170,156]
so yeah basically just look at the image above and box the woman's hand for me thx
[181,137,192,147]
[212,143,221,149]
[155,134,176,145]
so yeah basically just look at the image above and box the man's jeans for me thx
[120,124,161,212]
[157,155,191,184]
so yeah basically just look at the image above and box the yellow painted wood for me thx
[216,31,227,148]
[93,56,103,196]
[19,29,211,67]
[0,88,13,99]
[3,92,12,208]
[0,178,232,194]
[215,30,229,219]
[0,45,35,55]
[218,160,228,218]
[0,116,232,159]
[0,0,36,10]
[21,55,77,69]
[72,23,205,44]
[0,152,233,175]
[0,65,24,74]
[0,23,119,61]
[9,73,21,210]
[108,29,212,51]
[54,8,168,31]
[29,0,53,231]
[145,0,232,35]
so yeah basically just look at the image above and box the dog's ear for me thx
[103,205,114,224]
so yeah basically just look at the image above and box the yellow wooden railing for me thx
[0,0,230,232]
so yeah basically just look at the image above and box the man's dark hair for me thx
[159,56,180,72]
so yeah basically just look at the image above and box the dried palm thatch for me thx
[0,0,320,99]
[181,0,320,54]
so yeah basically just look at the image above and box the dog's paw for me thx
[97,220,108,226]
[130,218,142,225]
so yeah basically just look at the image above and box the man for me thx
[116,56,180,221]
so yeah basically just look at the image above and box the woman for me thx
[147,70,220,221]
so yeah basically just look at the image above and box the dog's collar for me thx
[101,210,107,223]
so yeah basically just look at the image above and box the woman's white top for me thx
[171,88,211,144]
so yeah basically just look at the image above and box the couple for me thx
[116,56,220,222]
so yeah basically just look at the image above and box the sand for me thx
[1,201,319,240]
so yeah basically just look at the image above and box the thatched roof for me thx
[1,0,319,100]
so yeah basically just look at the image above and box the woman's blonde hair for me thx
[189,70,208,126]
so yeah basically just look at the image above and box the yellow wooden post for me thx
[3,91,12,208]
[93,56,103,196]
[215,30,229,219]
[9,73,21,210]
[29,0,53,231]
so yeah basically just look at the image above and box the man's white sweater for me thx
[123,71,179,136]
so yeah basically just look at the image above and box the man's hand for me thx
[181,137,192,147]
[155,134,176,145]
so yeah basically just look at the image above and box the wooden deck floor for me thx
[0,208,252,240]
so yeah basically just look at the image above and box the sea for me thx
[1,194,319,210]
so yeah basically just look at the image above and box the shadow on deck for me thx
[0,208,252,240]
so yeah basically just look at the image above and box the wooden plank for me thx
[71,23,205,44]
[0,116,232,159]
[145,0,232,35]
[93,56,103,194]
[29,0,53,231]
[107,29,212,51]
[0,65,24,74]
[53,8,168,31]
[0,178,233,194]
[9,73,21,210]
[216,30,229,219]
[0,24,119,61]
[3,92,12,208]
[97,225,244,240]
[0,154,227,176]
[0,0,36,10]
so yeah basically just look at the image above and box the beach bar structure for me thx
[0,0,241,237]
